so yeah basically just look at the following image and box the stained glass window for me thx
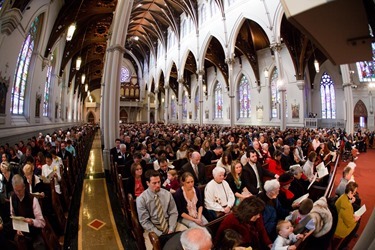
[320,72,336,119]
[182,92,188,119]
[194,88,199,120]
[121,67,131,82]
[270,68,279,118]
[214,81,223,119]
[12,15,42,115]
[171,96,177,119]
[238,74,251,118]
[356,43,375,82]
[43,65,52,117]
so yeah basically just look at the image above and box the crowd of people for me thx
[0,124,95,249]
[109,123,367,250]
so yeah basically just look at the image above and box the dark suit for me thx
[115,152,130,166]
[201,150,219,165]
[180,162,206,186]
[242,162,275,195]
[110,147,120,164]
[280,153,294,171]
[57,149,73,171]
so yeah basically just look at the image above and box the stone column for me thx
[271,43,286,130]
[178,78,184,125]
[164,85,169,124]
[197,70,204,126]
[154,89,159,123]
[147,92,151,123]
[225,56,235,127]
[340,64,354,134]
[368,91,374,130]
[296,79,305,123]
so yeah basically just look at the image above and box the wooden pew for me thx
[128,194,146,250]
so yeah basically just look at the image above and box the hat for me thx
[279,173,294,186]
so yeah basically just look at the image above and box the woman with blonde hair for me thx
[200,139,211,157]
[23,163,45,197]
[226,161,251,206]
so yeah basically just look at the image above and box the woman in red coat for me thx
[215,196,272,249]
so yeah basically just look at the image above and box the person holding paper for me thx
[334,182,361,249]
[302,152,319,183]
[10,174,45,249]
[335,166,361,211]
[41,153,61,194]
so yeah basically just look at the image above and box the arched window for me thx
[238,74,251,118]
[171,95,177,119]
[121,67,131,82]
[12,14,43,115]
[43,65,52,117]
[214,81,223,119]
[270,68,279,118]
[194,87,199,120]
[182,91,188,119]
[356,42,375,82]
[320,72,336,119]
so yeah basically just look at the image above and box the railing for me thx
[324,154,341,198]
[304,118,345,129]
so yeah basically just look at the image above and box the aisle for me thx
[78,132,124,250]
[333,149,375,249]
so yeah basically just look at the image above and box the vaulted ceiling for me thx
[11,0,334,101]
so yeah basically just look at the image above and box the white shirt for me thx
[250,162,261,189]
[42,162,62,194]
[204,179,235,212]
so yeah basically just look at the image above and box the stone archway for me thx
[87,111,95,123]
[354,100,368,129]
[120,109,128,123]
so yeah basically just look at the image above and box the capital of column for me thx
[296,80,305,90]
[270,43,282,52]
[177,78,185,84]
[342,82,353,88]
[196,69,205,76]
[225,57,235,65]
[164,85,170,90]
[106,44,126,53]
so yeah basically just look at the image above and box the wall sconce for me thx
[161,97,165,103]
[171,94,175,100]
[203,85,208,100]
[85,83,88,92]
[264,68,269,79]
[87,90,90,96]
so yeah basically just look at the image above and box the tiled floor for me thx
[78,132,124,250]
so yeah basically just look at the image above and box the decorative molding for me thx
[106,44,126,53]
[0,8,22,35]
[296,80,305,90]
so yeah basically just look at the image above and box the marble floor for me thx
[78,132,123,250]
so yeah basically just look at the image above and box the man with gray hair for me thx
[163,227,212,250]
[10,174,45,249]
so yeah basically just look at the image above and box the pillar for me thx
[178,78,184,125]
[164,85,169,124]
[147,92,151,123]
[340,64,354,134]
[197,69,204,126]
[154,89,159,123]
[225,56,235,127]
[271,42,286,130]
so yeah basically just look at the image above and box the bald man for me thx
[180,151,206,186]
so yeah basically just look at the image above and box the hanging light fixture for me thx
[314,59,320,73]
[66,23,76,41]
[81,73,86,84]
[85,83,88,92]
[76,56,82,70]
[88,90,91,96]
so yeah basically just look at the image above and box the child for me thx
[272,220,304,250]
[164,169,180,193]
[286,198,315,238]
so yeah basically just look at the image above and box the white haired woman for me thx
[204,166,235,221]
[258,179,289,241]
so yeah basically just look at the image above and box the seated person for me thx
[158,157,174,186]
[272,220,304,250]
[163,227,212,250]
[136,170,185,249]
[286,198,315,238]
[215,196,272,249]
[127,162,147,199]
[22,164,45,197]
[266,150,285,176]
[204,167,235,221]
[226,161,252,206]
[10,174,46,249]
[216,229,246,250]
[163,170,179,193]
[173,172,208,228]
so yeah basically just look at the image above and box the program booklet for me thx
[354,204,366,217]
[11,216,29,233]
[292,193,309,205]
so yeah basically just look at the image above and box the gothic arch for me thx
[354,100,368,117]
[86,111,95,123]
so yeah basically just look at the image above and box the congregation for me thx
[109,123,369,250]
